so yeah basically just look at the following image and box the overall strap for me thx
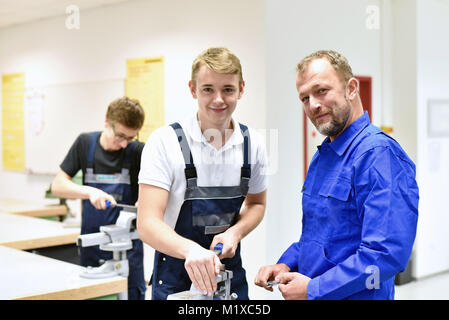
[239,123,251,179]
[170,122,251,184]
[170,123,197,181]
[87,131,101,168]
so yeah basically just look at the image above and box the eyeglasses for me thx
[111,123,137,143]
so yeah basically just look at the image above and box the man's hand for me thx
[185,245,223,296]
[276,272,311,300]
[254,263,290,291]
[88,188,116,210]
[210,229,240,260]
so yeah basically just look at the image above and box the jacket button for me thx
[159,280,163,285]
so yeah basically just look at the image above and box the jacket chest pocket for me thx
[316,178,355,239]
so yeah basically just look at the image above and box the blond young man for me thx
[51,97,146,299]
[137,47,268,300]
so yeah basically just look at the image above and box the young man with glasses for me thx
[51,96,146,299]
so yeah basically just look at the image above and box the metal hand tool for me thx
[267,280,280,288]
[105,200,137,212]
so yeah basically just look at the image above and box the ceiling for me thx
[0,0,134,29]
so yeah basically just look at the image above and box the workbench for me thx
[0,211,79,250]
[0,197,67,218]
[0,245,127,300]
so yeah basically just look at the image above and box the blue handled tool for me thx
[213,243,223,255]
[105,200,137,212]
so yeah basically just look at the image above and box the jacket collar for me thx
[320,111,370,156]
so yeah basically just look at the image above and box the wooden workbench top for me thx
[0,246,127,300]
[0,212,80,250]
[0,197,67,217]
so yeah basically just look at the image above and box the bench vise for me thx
[76,204,138,279]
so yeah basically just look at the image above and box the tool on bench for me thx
[167,243,238,300]
[76,201,138,280]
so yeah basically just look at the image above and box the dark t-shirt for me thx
[60,131,144,204]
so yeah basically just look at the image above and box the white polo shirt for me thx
[138,114,268,229]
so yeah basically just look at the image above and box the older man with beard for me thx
[255,50,419,300]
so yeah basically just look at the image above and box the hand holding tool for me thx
[167,243,238,300]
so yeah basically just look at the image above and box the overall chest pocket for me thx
[316,178,354,239]
[191,198,243,234]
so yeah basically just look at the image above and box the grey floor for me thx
[395,271,449,300]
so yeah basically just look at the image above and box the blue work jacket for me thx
[278,112,419,299]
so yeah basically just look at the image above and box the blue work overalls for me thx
[80,131,146,300]
[151,122,251,300]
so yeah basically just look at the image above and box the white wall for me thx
[0,0,267,299]
[391,0,417,162]
[414,0,449,279]
[388,0,449,280]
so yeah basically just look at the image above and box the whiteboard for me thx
[24,79,125,175]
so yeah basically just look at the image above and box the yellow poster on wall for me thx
[2,72,25,171]
[125,57,164,142]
